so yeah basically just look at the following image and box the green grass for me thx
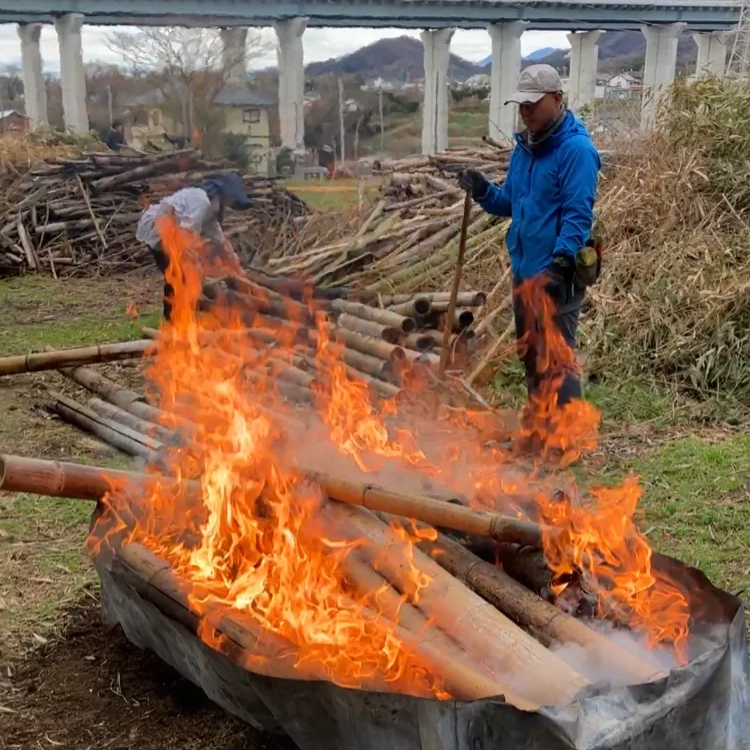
[0,313,160,353]
[586,379,681,425]
[0,275,154,651]
[0,492,98,648]
[632,436,750,596]
[283,178,381,212]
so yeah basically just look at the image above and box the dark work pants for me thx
[148,241,173,321]
[512,281,584,407]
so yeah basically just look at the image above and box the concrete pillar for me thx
[567,30,603,114]
[54,13,89,133]
[221,27,248,85]
[487,21,526,143]
[17,23,48,129]
[274,17,307,152]
[421,28,454,155]
[640,23,685,131]
[693,31,728,78]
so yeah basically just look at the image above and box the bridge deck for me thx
[0,0,740,31]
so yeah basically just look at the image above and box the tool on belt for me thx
[574,230,603,289]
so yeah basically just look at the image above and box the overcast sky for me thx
[0,23,570,71]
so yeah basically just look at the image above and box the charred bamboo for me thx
[340,506,589,708]
[420,533,666,684]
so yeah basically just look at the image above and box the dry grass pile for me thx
[587,78,750,399]
[0,133,77,194]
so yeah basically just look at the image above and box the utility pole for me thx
[106,85,113,127]
[379,87,384,154]
[337,77,345,164]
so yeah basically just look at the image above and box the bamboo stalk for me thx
[420,533,667,685]
[0,339,151,376]
[340,347,391,379]
[388,298,432,317]
[87,397,178,445]
[0,454,195,500]
[337,313,400,344]
[340,507,589,707]
[439,192,472,378]
[475,293,513,338]
[467,319,516,385]
[401,333,434,352]
[330,299,416,334]
[331,327,406,364]
[52,393,160,459]
[316,474,545,548]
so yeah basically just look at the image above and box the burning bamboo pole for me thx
[0,453,196,500]
[419,532,667,685]
[114,541,522,702]
[0,339,151,376]
[340,506,590,707]
[316,474,545,548]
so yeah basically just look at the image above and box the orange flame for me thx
[512,279,690,660]
[90,216,692,695]
[92,214,447,697]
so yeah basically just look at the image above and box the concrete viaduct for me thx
[4,0,741,153]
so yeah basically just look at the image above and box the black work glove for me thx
[545,255,575,306]
[458,169,490,200]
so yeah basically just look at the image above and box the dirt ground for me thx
[0,600,296,750]
[0,273,294,749]
[1,272,748,749]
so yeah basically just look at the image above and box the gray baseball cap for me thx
[505,64,563,105]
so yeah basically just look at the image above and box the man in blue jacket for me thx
[459,64,600,408]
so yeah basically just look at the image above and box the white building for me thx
[605,72,642,100]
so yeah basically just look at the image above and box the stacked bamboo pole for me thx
[265,145,511,292]
[0,148,307,276]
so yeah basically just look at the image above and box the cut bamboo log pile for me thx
[198,272,487,381]
[0,148,307,276]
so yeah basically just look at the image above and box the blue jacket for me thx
[477,111,600,280]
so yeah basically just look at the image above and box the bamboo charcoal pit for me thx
[1,442,749,749]
[95,514,750,750]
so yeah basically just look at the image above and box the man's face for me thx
[519,92,563,135]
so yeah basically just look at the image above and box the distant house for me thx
[214,86,274,174]
[127,86,274,174]
[463,74,491,88]
[0,110,30,134]
[605,72,642,100]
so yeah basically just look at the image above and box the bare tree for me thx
[107,27,273,135]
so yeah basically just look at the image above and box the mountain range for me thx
[304,33,701,81]
[306,37,480,81]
